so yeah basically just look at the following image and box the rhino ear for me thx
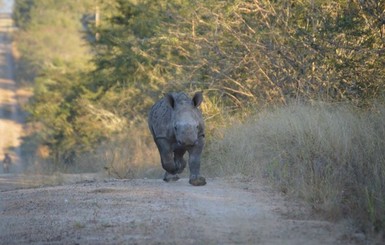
[166,93,176,109]
[192,92,203,107]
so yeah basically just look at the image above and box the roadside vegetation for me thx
[12,0,385,239]
[205,102,385,237]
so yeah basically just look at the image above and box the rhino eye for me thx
[174,126,178,131]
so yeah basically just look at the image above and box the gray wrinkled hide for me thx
[148,92,206,186]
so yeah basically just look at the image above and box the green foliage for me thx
[89,0,188,120]
[13,0,34,28]
[89,0,385,116]
[14,0,96,162]
[15,0,92,74]
[173,0,385,104]
[15,0,385,166]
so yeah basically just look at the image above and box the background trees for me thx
[14,0,385,164]
[13,0,95,163]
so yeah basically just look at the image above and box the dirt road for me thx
[0,177,363,245]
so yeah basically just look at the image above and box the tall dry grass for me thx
[22,123,162,181]
[204,102,385,235]
[76,124,161,179]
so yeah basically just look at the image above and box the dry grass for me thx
[22,123,162,181]
[77,124,162,179]
[204,102,385,236]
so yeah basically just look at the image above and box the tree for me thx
[14,0,95,163]
[16,0,385,164]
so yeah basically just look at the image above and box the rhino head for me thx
[166,92,204,147]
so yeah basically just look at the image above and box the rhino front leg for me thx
[164,148,186,182]
[155,139,180,182]
[174,149,187,174]
[188,137,206,186]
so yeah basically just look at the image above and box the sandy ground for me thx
[0,176,365,245]
[0,12,371,245]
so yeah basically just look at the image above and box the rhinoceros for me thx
[148,92,206,186]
